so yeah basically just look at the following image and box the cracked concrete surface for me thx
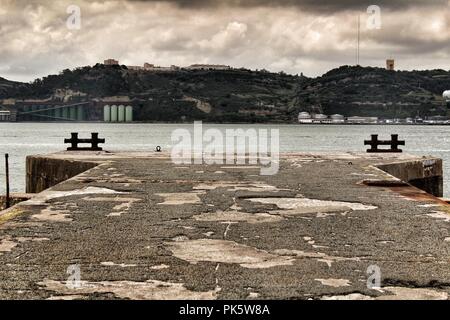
[248,197,377,216]
[166,239,295,269]
[39,279,218,300]
[315,278,351,288]
[0,151,449,300]
[156,192,205,205]
[321,287,448,300]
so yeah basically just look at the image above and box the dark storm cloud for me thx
[131,0,448,12]
[0,0,449,82]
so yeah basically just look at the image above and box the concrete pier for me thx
[1,151,450,300]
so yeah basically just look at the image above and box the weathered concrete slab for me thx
[0,151,449,300]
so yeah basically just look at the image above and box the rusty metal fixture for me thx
[361,179,409,187]
[4,154,10,209]
[364,134,405,153]
[64,132,105,151]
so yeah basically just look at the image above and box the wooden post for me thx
[5,153,10,209]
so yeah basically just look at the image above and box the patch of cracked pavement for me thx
[0,153,450,300]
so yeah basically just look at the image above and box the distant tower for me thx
[104,59,119,66]
[356,15,361,66]
[386,59,395,71]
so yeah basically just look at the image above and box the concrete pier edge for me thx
[0,151,449,300]
[24,151,443,197]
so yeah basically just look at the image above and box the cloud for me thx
[0,0,449,82]
[130,0,447,12]
[198,21,248,52]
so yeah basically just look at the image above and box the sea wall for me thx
[26,156,98,193]
[376,158,443,197]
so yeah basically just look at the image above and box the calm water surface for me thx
[1,123,450,196]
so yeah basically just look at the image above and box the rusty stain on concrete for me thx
[388,186,447,203]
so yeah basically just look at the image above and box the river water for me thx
[1,123,450,196]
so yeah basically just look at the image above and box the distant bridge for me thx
[1,101,135,122]
[14,102,92,122]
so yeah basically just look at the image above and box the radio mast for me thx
[356,15,360,66]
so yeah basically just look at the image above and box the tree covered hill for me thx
[293,66,450,119]
[0,77,29,99]
[1,64,449,122]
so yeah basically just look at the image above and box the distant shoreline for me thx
[4,121,450,126]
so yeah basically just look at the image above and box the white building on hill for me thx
[298,112,313,123]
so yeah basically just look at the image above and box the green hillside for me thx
[1,64,449,122]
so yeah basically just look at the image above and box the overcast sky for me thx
[0,0,449,82]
